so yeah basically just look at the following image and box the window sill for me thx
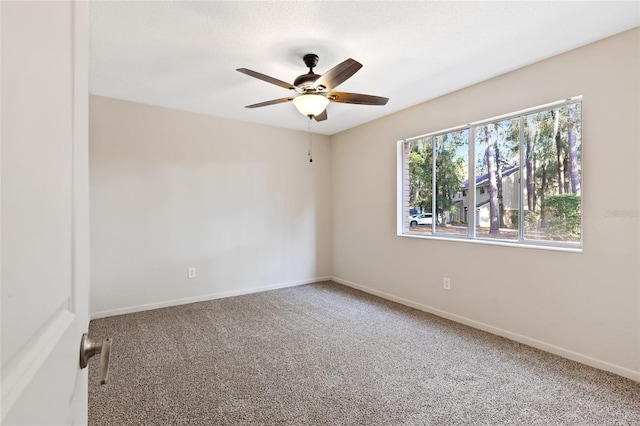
[397,232,582,253]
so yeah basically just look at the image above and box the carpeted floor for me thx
[88,281,640,425]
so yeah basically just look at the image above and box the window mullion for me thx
[518,115,525,242]
[431,136,436,234]
[468,126,476,238]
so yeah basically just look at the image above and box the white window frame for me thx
[397,96,583,252]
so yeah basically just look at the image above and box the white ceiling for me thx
[89,1,639,136]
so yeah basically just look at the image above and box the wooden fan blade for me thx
[327,92,389,106]
[237,68,296,91]
[245,97,294,108]
[313,109,328,122]
[313,58,362,91]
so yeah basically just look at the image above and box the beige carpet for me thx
[89,281,640,425]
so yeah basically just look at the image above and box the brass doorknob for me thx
[79,333,112,384]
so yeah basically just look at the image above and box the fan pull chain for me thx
[308,115,313,163]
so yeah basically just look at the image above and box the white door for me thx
[1,1,90,425]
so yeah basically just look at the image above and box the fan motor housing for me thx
[293,73,320,90]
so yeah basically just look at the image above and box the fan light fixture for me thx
[292,94,330,117]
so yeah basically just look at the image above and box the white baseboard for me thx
[90,276,331,320]
[331,276,640,383]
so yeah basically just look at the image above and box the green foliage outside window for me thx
[542,194,581,240]
[510,210,541,233]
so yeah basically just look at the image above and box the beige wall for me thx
[89,97,332,316]
[331,28,639,380]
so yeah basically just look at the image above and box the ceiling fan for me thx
[237,53,389,122]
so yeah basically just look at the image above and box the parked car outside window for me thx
[409,213,432,226]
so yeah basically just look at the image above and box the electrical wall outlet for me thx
[443,277,451,290]
[187,267,196,279]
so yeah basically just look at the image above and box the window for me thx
[398,98,582,249]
